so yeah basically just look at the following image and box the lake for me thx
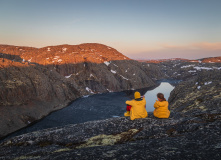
[144,82,175,112]
[1,81,175,141]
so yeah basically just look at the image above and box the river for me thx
[2,81,176,141]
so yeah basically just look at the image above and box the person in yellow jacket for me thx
[124,91,148,120]
[153,93,170,118]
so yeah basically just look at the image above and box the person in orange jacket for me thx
[153,93,170,118]
[124,91,148,120]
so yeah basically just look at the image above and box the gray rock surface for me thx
[0,112,220,159]
[0,63,81,139]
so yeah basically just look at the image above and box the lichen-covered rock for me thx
[0,113,220,159]
[169,70,221,116]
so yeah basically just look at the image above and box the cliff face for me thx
[0,43,162,138]
[0,58,81,138]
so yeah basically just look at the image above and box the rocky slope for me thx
[0,43,162,138]
[168,70,221,116]
[0,58,81,138]
[138,56,221,80]
[0,43,163,94]
[157,59,221,80]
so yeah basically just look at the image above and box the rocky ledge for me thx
[0,113,220,159]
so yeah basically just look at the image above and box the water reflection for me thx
[144,82,174,112]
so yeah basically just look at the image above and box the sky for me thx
[0,0,221,59]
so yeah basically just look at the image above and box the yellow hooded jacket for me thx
[126,98,148,120]
[153,100,170,118]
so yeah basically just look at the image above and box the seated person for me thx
[124,91,148,120]
[153,93,170,118]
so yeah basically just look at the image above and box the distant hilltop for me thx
[1,43,220,64]
[0,43,130,65]
[137,57,221,63]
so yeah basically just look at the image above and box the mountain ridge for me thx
[0,43,130,66]
[137,56,221,63]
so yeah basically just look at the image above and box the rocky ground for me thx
[0,69,220,159]
[0,113,220,159]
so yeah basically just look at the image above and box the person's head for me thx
[157,93,166,101]
[134,91,141,99]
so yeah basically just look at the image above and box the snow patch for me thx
[194,66,213,70]
[86,87,94,94]
[62,48,67,52]
[181,65,195,68]
[28,58,32,62]
[119,75,129,80]
[47,48,51,51]
[113,63,118,67]
[111,70,117,74]
[107,89,113,92]
[54,56,60,59]
[104,61,111,66]
[204,81,212,85]
[57,59,62,63]
[188,70,196,73]
[65,74,72,78]
[197,86,201,89]
[213,67,221,70]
